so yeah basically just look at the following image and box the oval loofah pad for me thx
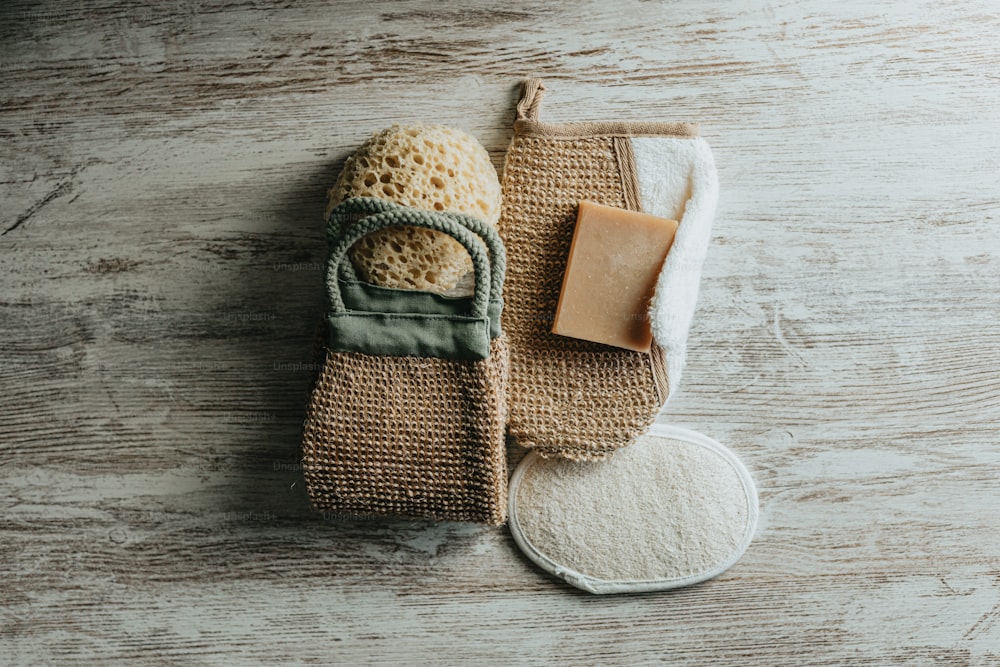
[508,424,759,594]
[327,124,501,293]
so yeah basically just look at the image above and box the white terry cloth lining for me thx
[632,137,719,400]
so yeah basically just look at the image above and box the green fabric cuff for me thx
[339,280,503,339]
[327,311,492,360]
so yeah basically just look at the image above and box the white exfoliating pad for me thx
[508,425,758,594]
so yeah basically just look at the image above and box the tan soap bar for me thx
[552,200,678,352]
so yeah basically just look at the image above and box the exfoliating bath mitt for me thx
[498,79,719,460]
[302,197,509,524]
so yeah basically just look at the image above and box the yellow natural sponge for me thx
[326,124,501,292]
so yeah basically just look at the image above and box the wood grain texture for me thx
[2,0,1000,664]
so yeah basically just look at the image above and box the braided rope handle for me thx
[326,198,505,318]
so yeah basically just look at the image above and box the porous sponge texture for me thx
[327,124,501,292]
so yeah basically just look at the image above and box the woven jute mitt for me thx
[302,198,509,525]
[498,79,719,461]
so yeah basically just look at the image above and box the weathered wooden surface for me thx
[2,0,999,664]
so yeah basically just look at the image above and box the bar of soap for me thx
[552,201,679,352]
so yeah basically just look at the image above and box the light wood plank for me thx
[3,0,1000,664]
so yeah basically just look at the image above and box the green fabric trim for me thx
[327,311,492,360]
[324,198,506,359]
[340,280,503,339]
